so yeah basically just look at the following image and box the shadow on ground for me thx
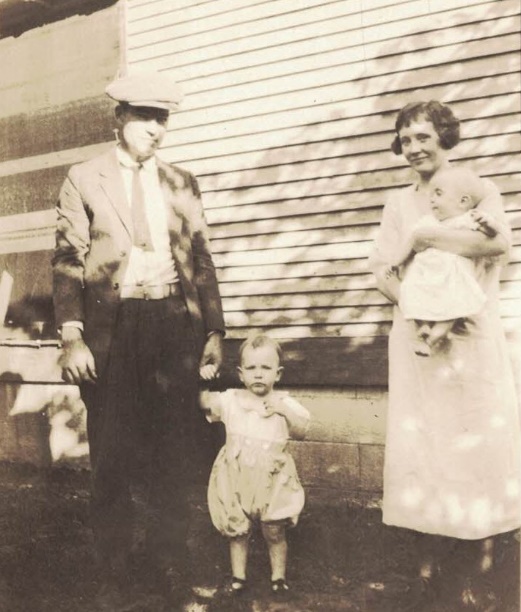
[0,462,518,612]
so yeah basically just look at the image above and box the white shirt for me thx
[116,146,179,289]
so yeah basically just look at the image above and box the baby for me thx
[387,166,501,356]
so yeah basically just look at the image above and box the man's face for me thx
[238,345,282,397]
[117,105,169,162]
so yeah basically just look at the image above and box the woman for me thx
[369,100,520,608]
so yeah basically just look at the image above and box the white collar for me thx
[116,145,157,172]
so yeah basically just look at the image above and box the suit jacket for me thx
[53,148,225,375]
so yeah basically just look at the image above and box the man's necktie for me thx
[131,164,154,251]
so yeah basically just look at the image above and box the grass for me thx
[0,462,518,611]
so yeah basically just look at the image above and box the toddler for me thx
[387,166,501,355]
[199,334,310,598]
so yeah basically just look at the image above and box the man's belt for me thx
[120,283,182,300]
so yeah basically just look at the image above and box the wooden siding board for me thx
[127,0,502,61]
[130,0,519,73]
[176,17,521,95]
[197,133,521,193]
[163,69,520,148]
[202,160,519,213]
[168,98,521,167]
[174,112,521,175]
[205,182,518,230]
[148,4,520,84]
[128,0,333,38]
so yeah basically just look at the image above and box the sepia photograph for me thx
[0,0,519,610]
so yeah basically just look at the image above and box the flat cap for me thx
[105,72,184,112]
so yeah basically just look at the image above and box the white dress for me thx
[399,213,487,321]
[205,388,310,538]
[369,179,521,539]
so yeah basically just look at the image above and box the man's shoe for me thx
[160,565,192,607]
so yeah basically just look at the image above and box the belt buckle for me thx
[143,287,150,300]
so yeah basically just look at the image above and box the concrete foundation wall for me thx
[0,379,387,498]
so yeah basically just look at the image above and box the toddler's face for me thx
[238,345,282,397]
[429,173,467,221]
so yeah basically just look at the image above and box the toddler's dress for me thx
[205,388,310,538]
[399,212,487,321]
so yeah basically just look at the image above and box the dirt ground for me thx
[0,462,518,612]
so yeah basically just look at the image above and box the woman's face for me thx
[398,118,447,178]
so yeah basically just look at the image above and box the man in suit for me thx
[52,72,224,607]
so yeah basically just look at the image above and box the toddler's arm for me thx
[264,395,310,440]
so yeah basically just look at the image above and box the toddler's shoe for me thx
[209,577,248,611]
[271,578,291,599]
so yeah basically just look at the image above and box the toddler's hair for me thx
[238,334,283,365]
[436,166,486,210]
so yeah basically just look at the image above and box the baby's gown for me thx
[206,388,309,538]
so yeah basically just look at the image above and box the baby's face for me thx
[238,345,282,397]
[429,174,467,221]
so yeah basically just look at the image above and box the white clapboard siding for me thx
[196,133,520,194]
[126,0,521,367]
[176,112,520,176]
[132,3,518,83]
[127,0,511,64]
[164,91,520,164]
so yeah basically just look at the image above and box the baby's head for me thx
[429,167,485,221]
[238,334,283,397]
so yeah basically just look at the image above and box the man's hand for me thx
[59,327,97,385]
[199,332,223,380]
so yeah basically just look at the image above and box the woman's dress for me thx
[369,179,521,539]
[399,213,487,321]
[206,388,309,538]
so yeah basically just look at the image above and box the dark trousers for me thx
[81,294,206,571]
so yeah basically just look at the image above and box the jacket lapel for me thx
[157,159,184,244]
[99,149,133,240]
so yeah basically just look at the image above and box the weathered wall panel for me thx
[0,3,122,338]
[124,0,521,385]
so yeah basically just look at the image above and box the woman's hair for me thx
[391,100,461,155]
[238,334,283,365]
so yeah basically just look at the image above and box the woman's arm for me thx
[410,225,508,257]
[412,180,511,258]
[368,198,404,304]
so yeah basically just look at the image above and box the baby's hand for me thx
[199,364,219,381]
[469,209,498,237]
